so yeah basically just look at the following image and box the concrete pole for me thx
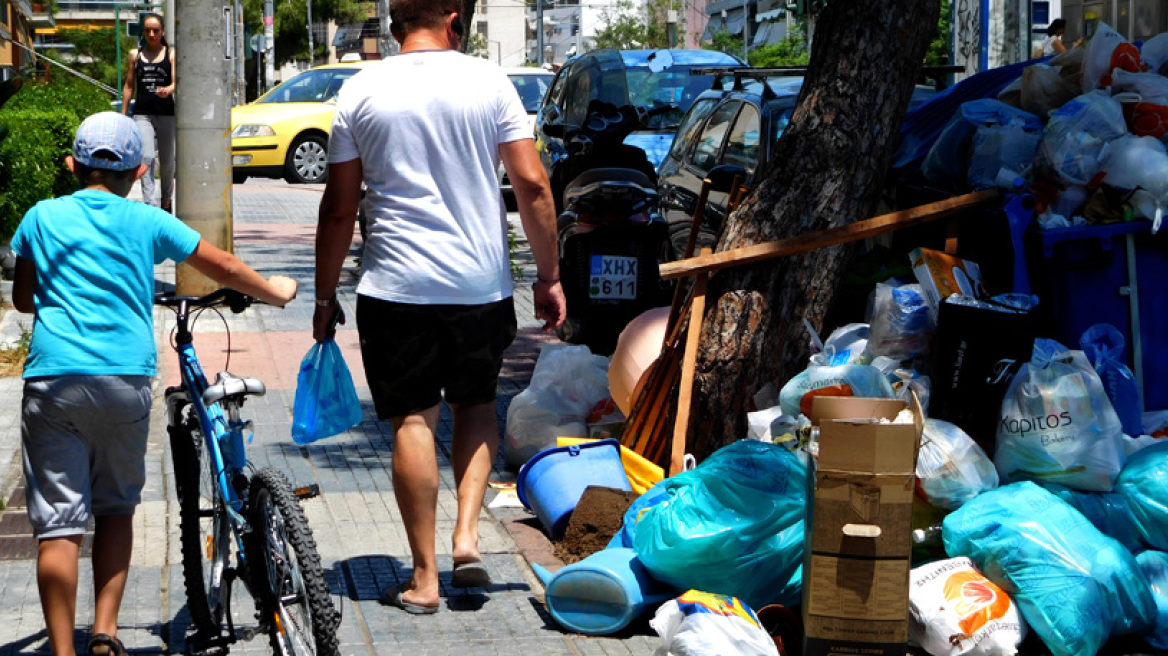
[379,0,394,58]
[537,0,544,65]
[175,0,234,295]
[264,0,275,91]
[164,0,174,43]
[306,0,314,65]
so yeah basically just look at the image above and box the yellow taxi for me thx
[231,61,377,184]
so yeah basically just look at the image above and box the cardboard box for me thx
[803,396,923,656]
[909,247,984,314]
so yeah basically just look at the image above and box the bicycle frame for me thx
[163,300,255,568]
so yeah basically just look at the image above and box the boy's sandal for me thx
[87,633,128,656]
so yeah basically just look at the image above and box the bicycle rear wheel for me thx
[246,468,339,656]
[169,411,231,635]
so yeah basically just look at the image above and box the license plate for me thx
[590,255,638,300]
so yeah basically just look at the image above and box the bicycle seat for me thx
[203,371,266,406]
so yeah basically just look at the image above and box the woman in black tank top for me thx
[121,13,176,211]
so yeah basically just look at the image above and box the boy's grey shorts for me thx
[22,375,152,539]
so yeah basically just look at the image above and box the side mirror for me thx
[706,164,746,193]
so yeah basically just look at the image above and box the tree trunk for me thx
[689,0,940,459]
[460,0,477,52]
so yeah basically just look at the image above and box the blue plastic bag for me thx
[631,440,807,610]
[1137,550,1168,650]
[922,99,1043,187]
[1081,323,1144,437]
[1115,440,1168,551]
[1045,484,1144,552]
[942,482,1156,656]
[291,338,362,445]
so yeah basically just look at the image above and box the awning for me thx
[756,8,783,22]
[11,0,34,21]
[753,20,788,46]
[724,8,746,36]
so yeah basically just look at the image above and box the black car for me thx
[534,48,744,214]
[657,69,941,259]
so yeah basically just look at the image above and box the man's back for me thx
[329,51,530,306]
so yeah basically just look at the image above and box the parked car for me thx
[499,67,554,196]
[656,69,940,259]
[535,48,743,213]
[231,61,376,184]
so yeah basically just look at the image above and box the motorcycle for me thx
[545,100,672,356]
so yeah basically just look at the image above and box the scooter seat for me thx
[565,168,654,192]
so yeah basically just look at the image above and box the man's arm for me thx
[121,50,136,113]
[312,158,363,341]
[184,240,298,306]
[499,138,566,331]
[12,256,35,314]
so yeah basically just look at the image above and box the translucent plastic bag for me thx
[651,591,778,656]
[942,482,1157,656]
[1098,135,1168,200]
[1020,63,1080,117]
[1115,440,1168,551]
[291,338,363,445]
[1080,323,1144,437]
[1046,485,1144,552]
[1039,91,1128,186]
[1137,550,1168,650]
[923,99,1044,187]
[865,283,934,363]
[1081,22,1140,92]
[968,122,1042,189]
[916,419,999,510]
[503,343,609,469]
[995,340,1126,492]
[633,441,807,610]
[1141,32,1168,75]
[1110,69,1168,105]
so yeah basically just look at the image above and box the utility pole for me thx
[264,0,274,91]
[234,0,245,104]
[175,0,234,295]
[379,0,393,58]
[306,0,314,65]
[537,0,544,65]
[743,0,750,62]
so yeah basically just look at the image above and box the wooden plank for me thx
[658,190,999,281]
[670,255,710,476]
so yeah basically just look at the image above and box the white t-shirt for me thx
[329,50,531,305]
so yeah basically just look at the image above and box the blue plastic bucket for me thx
[516,438,631,538]
[533,548,676,635]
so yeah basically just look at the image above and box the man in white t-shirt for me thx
[312,0,566,615]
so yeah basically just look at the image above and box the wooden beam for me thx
[670,250,711,477]
[658,190,999,281]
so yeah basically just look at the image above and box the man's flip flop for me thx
[86,633,128,656]
[379,583,439,615]
[451,560,492,589]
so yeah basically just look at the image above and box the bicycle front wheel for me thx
[169,415,231,635]
[246,468,339,656]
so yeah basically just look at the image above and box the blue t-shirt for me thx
[10,189,202,378]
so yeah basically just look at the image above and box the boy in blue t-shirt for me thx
[9,112,297,656]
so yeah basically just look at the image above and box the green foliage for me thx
[748,27,810,67]
[925,0,952,67]
[704,29,744,58]
[241,0,367,67]
[592,0,685,51]
[0,78,106,240]
[55,27,136,91]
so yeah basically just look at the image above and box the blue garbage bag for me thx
[291,338,362,445]
[1081,323,1144,437]
[1115,440,1168,551]
[608,480,669,550]
[1137,550,1168,650]
[1045,484,1144,552]
[632,440,806,610]
[922,99,1043,187]
[943,482,1156,656]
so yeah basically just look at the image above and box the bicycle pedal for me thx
[292,483,321,499]
[237,625,263,642]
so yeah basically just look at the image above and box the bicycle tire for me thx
[168,412,231,635]
[246,468,339,656]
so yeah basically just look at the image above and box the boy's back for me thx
[12,189,199,378]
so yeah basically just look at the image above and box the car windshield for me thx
[510,73,553,113]
[622,51,741,129]
[256,67,359,104]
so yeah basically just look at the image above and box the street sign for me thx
[127,21,141,37]
[250,34,265,52]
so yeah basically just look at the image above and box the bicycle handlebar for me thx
[155,287,255,314]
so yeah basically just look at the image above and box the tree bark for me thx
[690,0,941,459]
[460,0,476,52]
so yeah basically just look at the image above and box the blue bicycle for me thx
[157,288,339,656]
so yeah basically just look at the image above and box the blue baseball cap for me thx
[72,112,143,171]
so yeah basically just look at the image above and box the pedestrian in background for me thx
[10,112,296,656]
[313,0,566,615]
[121,12,176,212]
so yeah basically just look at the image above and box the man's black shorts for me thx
[356,294,517,420]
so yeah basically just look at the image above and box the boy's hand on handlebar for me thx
[533,280,567,332]
[268,275,299,307]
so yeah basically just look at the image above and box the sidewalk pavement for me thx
[0,180,659,655]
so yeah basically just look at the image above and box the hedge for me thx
[0,78,110,241]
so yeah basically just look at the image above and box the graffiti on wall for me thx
[953,0,1029,79]
[954,0,980,78]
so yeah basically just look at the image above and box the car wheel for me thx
[233,171,248,184]
[284,133,328,184]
